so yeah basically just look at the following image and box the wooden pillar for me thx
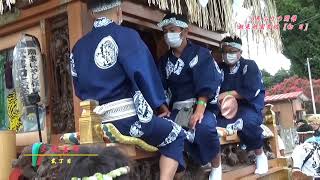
[267,124,281,158]
[67,1,93,132]
[265,105,281,158]
[40,19,52,143]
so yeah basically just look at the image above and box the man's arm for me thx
[118,29,166,110]
[69,50,81,99]
[237,61,265,102]
[189,48,222,128]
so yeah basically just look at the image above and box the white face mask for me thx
[224,53,239,64]
[164,32,183,48]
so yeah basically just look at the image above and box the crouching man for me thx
[216,36,268,175]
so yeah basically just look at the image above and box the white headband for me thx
[221,42,242,51]
[157,17,189,29]
[91,1,121,13]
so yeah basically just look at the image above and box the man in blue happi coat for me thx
[157,13,223,180]
[70,1,186,179]
[216,36,268,174]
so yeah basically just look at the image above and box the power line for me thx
[296,13,320,25]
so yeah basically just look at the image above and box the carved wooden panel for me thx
[48,14,75,134]
[15,0,48,9]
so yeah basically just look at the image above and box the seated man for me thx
[292,123,320,179]
[295,119,309,145]
[216,36,268,174]
[71,1,186,179]
[157,13,223,180]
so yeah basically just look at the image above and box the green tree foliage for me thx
[276,0,320,78]
[262,68,291,89]
[261,69,273,89]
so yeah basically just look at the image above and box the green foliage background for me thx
[276,0,320,78]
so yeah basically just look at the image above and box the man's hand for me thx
[189,97,206,129]
[218,92,229,103]
[158,104,171,118]
[218,90,242,103]
[189,110,204,129]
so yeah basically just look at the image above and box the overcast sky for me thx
[242,45,291,75]
[240,33,291,75]
[229,1,292,76]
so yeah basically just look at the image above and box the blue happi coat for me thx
[217,58,265,150]
[159,41,222,165]
[70,17,186,170]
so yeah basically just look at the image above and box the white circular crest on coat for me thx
[133,91,153,123]
[94,36,118,69]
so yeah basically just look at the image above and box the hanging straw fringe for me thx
[0,0,4,15]
[1,0,282,52]
[0,0,35,14]
[0,0,18,14]
[148,0,282,52]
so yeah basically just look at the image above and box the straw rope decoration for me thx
[7,90,23,131]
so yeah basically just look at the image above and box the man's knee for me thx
[195,122,219,142]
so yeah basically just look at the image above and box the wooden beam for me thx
[121,1,223,47]
[240,167,288,180]
[0,0,72,37]
[267,124,281,158]
[40,19,52,144]
[223,159,286,180]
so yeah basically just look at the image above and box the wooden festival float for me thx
[0,0,288,179]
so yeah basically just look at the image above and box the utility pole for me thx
[307,58,317,114]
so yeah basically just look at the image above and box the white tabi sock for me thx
[209,164,222,180]
[254,152,268,175]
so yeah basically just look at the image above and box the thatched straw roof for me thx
[143,0,282,51]
[1,0,282,51]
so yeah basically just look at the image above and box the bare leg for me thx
[209,153,222,180]
[160,155,179,180]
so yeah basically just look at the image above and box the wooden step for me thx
[223,158,288,180]
[239,167,287,180]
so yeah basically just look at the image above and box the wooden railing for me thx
[78,100,282,157]
[78,100,289,179]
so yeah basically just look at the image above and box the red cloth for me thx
[37,156,43,166]
[9,168,23,180]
